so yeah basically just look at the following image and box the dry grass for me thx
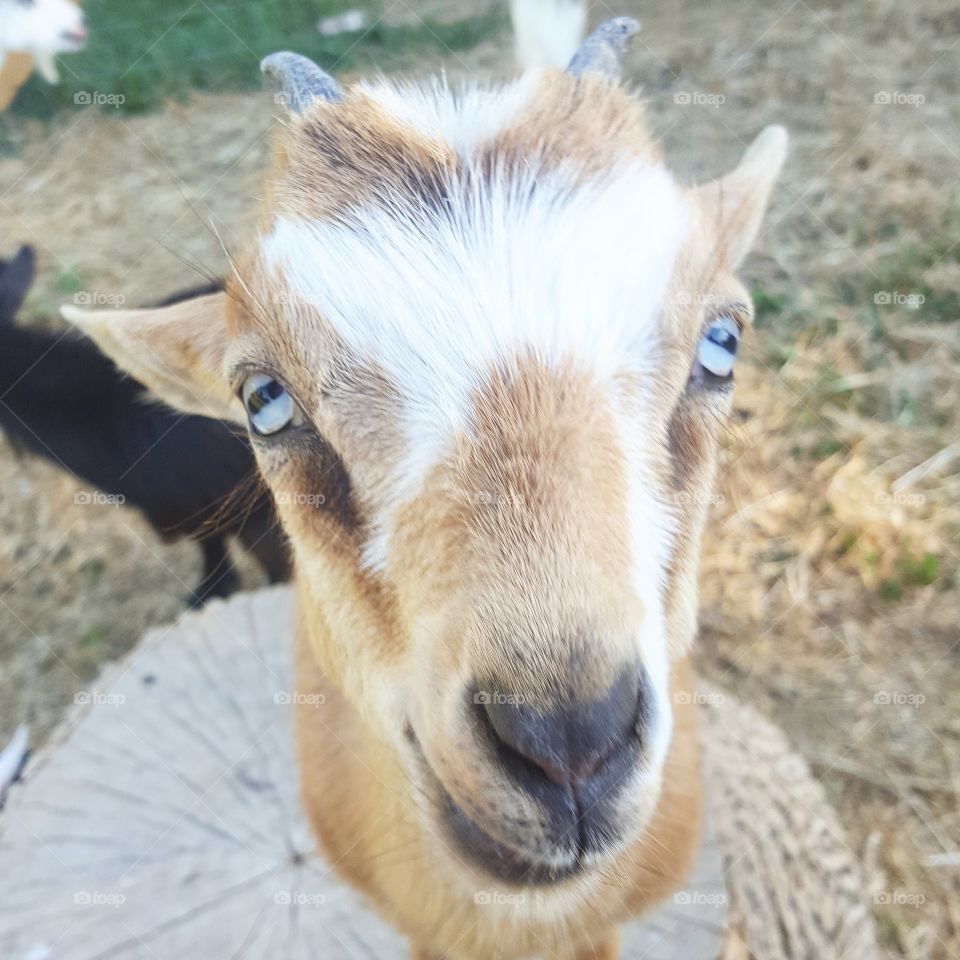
[0,0,957,956]
[643,4,960,956]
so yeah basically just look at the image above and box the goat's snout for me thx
[476,667,648,793]
[437,666,656,880]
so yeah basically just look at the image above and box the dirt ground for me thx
[1,1,958,957]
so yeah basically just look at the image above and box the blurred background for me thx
[0,1,957,956]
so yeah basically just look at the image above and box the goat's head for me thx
[65,22,785,893]
[0,0,86,56]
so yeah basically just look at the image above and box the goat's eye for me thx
[695,316,740,380]
[242,374,294,436]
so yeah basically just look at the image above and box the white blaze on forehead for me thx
[356,74,542,159]
[262,153,688,571]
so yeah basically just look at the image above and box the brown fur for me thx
[269,93,458,224]
[491,72,662,179]
[296,620,700,959]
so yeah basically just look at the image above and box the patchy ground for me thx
[0,1,958,956]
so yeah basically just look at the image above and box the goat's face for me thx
[0,0,86,55]
[65,68,785,893]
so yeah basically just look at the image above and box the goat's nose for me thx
[478,668,644,788]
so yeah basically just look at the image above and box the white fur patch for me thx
[357,74,541,159]
[618,427,676,768]
[263,120,687,602]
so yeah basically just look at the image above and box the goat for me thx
[0,246,290,605]
[62,5,800,958]
[0,0,86,85]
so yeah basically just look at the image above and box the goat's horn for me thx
[567,17,640,80]
[261,51,343,113]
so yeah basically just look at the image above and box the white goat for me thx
[510,0,588,68]
[0,0,86,84]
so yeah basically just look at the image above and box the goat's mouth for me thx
[405,725,619,887]
[440,790,583,885]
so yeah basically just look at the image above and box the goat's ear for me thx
[696,125,788,270]
[61,292,240,422]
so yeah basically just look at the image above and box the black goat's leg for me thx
[188,535,239,607]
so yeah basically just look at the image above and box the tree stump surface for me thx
[6,585,857,959]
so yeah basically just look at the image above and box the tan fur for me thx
[62,67,787,959]
[61,293,235,420]
[569,935,620,960]
[269,92,458,224]
[296,624,700,959]
[392,357,639,703]
[0,53,33,111]
[492,72,662,179]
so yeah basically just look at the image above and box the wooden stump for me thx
[0,587,874,959]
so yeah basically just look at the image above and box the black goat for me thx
[0,246,290,605]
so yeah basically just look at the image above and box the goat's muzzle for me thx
[419,665,655,886]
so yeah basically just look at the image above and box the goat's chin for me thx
[402,729,664,895]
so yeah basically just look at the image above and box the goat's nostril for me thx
[475,668,645,790]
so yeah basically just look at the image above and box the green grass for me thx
[80,626,106,649]
[879,552,940,602]
[841,208,960,328]
[10,0,507,117]
[750,282,790,326]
